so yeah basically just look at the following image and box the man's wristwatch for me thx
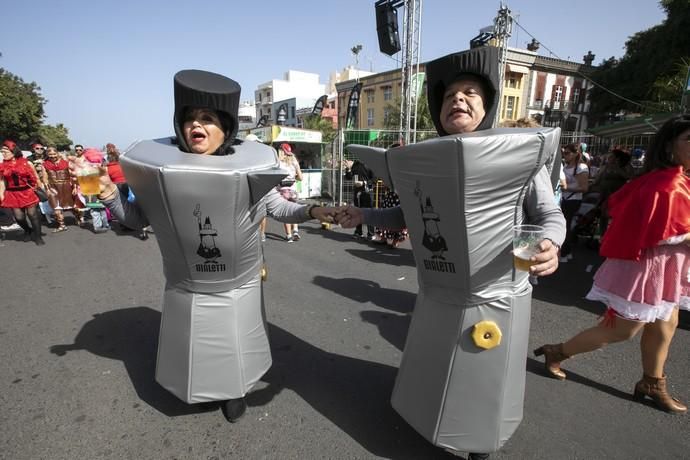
[306,204,320,219]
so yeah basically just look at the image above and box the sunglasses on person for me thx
[75,148,83,152]
[34,147,45,151]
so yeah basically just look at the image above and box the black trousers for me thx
[353,188,374,237]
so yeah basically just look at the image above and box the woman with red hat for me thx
[0,140,46,245]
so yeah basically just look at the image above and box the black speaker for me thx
[375,2,401,56]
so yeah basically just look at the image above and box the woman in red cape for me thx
[0,140,46,245]
[535,115,690,413]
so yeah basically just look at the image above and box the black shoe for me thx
[23,231,32,242]
[34,237,46,246]
[468,453,490,460]
[221,397,247,422]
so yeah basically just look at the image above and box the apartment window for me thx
[571,87,581,105]
[367,108,375,127]
[505,72,521,89]
[291,107,295,118]
[384,107,391,123]
[258,93,262,102]
[383,86,392,101]
[367,91,375,103]
[552,85,564,102]
[503,95,518,120]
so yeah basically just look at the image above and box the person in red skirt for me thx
[534,114,690,413]
[0,140,45,245]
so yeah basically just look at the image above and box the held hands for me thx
[529,239,560,277]
[307,205,362,227]
[333,205,363,229]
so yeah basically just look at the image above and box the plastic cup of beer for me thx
[512,224,545,272]
[77,164,101,196]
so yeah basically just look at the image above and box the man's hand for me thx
[529,239,560,277]
[335,205,364,229]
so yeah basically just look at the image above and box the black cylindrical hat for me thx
[426,46,500,136]
[173,70,241,152]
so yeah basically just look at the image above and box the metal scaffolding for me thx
[398,0,423,145]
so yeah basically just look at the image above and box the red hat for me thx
[82,147,105,163]
[280,143,293,155]
[2,140,17,151]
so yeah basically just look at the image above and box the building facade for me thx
[254,70,326,125]
[335,45,596,133]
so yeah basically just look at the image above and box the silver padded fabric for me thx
[120,138,286,403]
[353,127,561,453]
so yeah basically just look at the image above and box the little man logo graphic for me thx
[193,204,226,273]
[414,182,447,259]
[414,182,456,274]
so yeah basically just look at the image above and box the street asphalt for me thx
[1,217,688,460]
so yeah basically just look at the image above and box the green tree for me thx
[589,0,690,118]
[383,92,434,131]
[38,123,73,150]
[0,68,45,142]
[302,114,336,144]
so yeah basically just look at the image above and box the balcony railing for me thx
[527,99,584,112]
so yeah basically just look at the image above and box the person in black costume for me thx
[344,159,375,239]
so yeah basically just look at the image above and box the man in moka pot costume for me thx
[340,46,566,458]
[89,70,333,422]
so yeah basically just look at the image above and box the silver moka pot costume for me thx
[119,71,288,403]
[351,47,562,454]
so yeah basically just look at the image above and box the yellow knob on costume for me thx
[260,265,268,282]
[321,222,331,230]
[472,320,502,350]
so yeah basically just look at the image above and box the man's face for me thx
[439,76,487,134]
[32,144,45,158]
[75,146,84,156]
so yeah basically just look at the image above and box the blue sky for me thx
[5,0,666,148]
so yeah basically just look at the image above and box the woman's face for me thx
[671,127,690,171]
[182,108,225,155]
[1,146,13,160]
[562,148,578,164]
[439,77,487,134]
[47,147,59,161]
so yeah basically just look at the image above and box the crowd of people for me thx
[1,54,688,459]
[0,141,153,242]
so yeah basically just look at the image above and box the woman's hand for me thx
[529,239,560,276]
[335,205,364,229]
[310,206,339,223]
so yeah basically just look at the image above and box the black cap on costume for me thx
[173,70,241,152]
[426,46,500,136]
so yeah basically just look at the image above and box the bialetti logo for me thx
[423,259,456,273]
[193,204,226,273]
[414,181,455,274]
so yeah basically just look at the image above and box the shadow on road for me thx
[262,323,458,459]
[49,306,216,417]
[345,247,416,267]
[47,306,457,458]
[526,357,634,402]
[312,275,415,314]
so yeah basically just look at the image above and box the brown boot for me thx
[534,343,569,380]
[633,374,687,414]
